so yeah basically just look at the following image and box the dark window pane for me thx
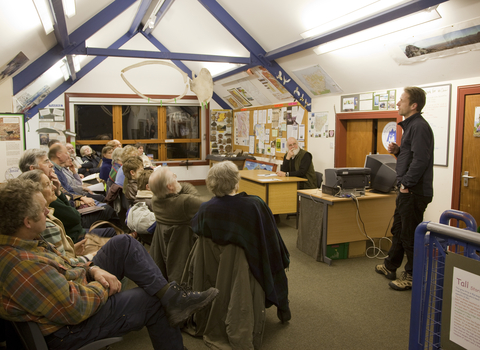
[166,106,199,139]
[122,106,158,140]
[74,105,113,140]
[166,143,200,159]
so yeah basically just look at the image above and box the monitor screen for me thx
[364,154,397,193]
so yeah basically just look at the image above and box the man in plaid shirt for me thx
[0,178,218,350]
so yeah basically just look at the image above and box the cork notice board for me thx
[233,102,308,160]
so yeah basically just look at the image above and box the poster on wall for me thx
[234,111,250,146]
[211,109,232,155]
[0,113,25,182]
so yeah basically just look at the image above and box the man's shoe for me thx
[389,271,413,291]
[161,282,219,328]
[375,264,396,280]
[277,301,291,324]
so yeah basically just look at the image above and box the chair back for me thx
[315,171,323,189]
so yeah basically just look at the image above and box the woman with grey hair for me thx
[192,161,291,323]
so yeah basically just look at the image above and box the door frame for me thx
[451,84,480,210]
[335,110,402,167]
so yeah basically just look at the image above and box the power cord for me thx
[349,194,394,259]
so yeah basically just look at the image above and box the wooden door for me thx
[345,120,373,167]
[459,94,480,223]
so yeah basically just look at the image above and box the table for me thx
[297,189,396,265]
[239,170,307,215]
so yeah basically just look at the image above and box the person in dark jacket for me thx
[375,86,434,291]
[99,146,114,182]
[276,137,317,189]
[80,145,101,175]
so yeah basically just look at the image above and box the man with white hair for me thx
[149,167,204,225]
[276,137,317,189]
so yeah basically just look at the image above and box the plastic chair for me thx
[12,321,123,350]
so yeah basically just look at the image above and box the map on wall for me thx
[234,111,250,146]
[293,65,343,96]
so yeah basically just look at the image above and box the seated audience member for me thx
[115,145,138,187]
[193,161,291,322]
[47,139,61,148]
[108,147,123,188]
[0,178,219,350]
[80,145,102,175]
[19,149,95,208]
[49,143,105,203]
[122,156,144,206]
[99,145,114,182]
[276,137,317,189]
[106,139,122,149]
[135,169,154,210]
[135,142,153,169]
[65,142,84,170]
[149,167,204,225]
[19,170,118,243]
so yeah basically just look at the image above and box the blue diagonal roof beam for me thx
[143,32,231,109]
[13,0,138,95]
[24,34,133,121]
[265,0,448,60]
[197,0,311,111]
[143,0,176,35]
[128,0,153,35]
[50,0,77,81]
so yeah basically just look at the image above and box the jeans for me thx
[46,235,182,350]
[384,191,432,275]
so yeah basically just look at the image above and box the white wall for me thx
[309,76,480,222]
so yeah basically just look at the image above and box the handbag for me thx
[83,220,124,255]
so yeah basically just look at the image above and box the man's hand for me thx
[49,172,62,196]
[285,149,295,160]
[388,142,400,156]
[276,171,286,177]
[81,196,95,207]
[89,267,122,296]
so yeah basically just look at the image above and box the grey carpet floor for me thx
[113,187,411,350]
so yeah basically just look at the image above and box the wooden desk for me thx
[239,170,307,215]
[297,189,396,265]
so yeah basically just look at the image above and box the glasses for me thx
[42,181,54,189]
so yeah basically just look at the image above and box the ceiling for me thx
[1,0,479,118]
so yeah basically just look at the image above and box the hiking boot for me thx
[161,282,219,327]
[277,301,291,324]
[389,271,413,291]
[375,264,396,280]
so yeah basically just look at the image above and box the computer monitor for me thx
[364,154,397,193]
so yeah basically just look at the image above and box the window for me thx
[73,99,203,162]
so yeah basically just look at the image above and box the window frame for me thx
[65,93,210,165]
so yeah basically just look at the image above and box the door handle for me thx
[463,171,476,187]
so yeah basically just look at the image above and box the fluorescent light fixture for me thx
[142,0,166,31]
[63,0,76,18]
[60,61,70,81]
[314,7,441,55]
[32,0,54,35]
[72,55,80,72]
[59,55,80,80]
[301,0,409,39]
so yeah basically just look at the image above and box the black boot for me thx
[161,282,219,328]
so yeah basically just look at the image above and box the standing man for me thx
[276,137,317,189]
[375,87,434,291]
